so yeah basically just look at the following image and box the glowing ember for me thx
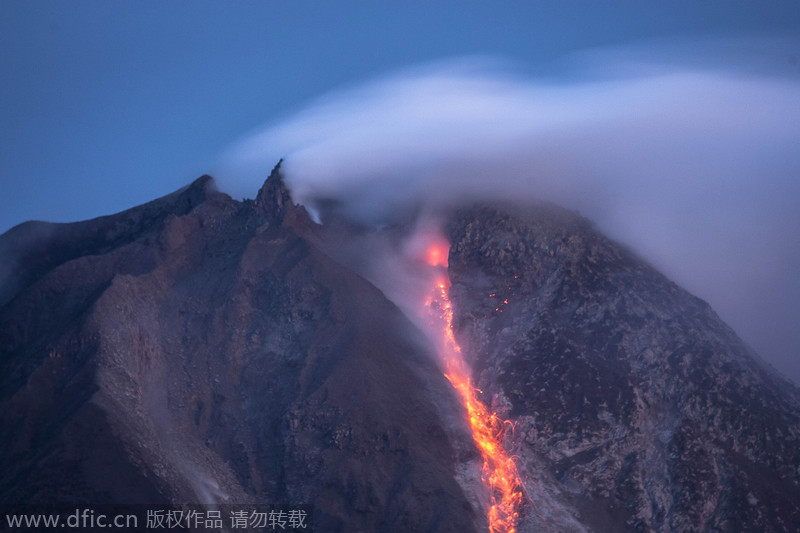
[424,243,526,533]
[424,239,450,267]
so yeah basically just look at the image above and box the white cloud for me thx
[216,46,800,383]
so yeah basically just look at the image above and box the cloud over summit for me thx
[218,46,800,384]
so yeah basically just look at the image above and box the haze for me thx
[2,2,799,383]
[220,48,800,385]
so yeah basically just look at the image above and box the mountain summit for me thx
[1,167,798,532]
[445,203,800,531]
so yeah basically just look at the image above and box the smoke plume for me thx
[217,42,800,384]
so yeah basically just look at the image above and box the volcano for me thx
[1,164,799,532]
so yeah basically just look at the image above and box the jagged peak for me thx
[253,160,312,227]
[189,174,215,191]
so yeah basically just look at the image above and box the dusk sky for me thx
[2,1,800,382]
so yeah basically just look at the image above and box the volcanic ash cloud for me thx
[217,47,800,385]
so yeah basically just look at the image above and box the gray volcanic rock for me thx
[0,175,214,309]
[0,166,479,532]
[446,203,800,532]
[2,166,799,533]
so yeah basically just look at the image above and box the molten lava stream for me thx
[423,242,526,533]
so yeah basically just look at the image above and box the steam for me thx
[217,43,800,384]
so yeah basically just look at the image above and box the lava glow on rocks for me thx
[423,241,526,533]
[424,238,450,268]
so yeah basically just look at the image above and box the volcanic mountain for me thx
[1,165,798,532]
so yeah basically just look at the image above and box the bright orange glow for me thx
[425,255,526,533]
[424,240,450,267]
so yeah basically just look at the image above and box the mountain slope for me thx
[1,167,799,532]
[446,202,800,532]
[0,167,479,532]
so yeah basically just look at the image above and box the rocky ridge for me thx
[0,167,479,532]
[446,203,800,532]
[1,167,799,532]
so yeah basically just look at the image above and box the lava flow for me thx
[422,240,526,533]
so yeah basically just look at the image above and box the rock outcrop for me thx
[446,202,800,532]
[1,167,799,532]
[0,165,479,532]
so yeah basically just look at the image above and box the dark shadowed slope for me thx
[0,176,214,309]
[0,166,479,532]
[2,166,799,533]
[446,203,800,532]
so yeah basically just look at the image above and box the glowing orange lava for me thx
[424,238,450,267]
[423,244,525,533]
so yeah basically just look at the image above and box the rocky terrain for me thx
[446,203,800,532]
[1,164,799,532]
[0,166,480,532]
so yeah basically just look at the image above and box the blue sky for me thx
[3,1,798,232]
[2,1,800,383]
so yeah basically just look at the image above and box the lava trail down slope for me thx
[1,164,799,532]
